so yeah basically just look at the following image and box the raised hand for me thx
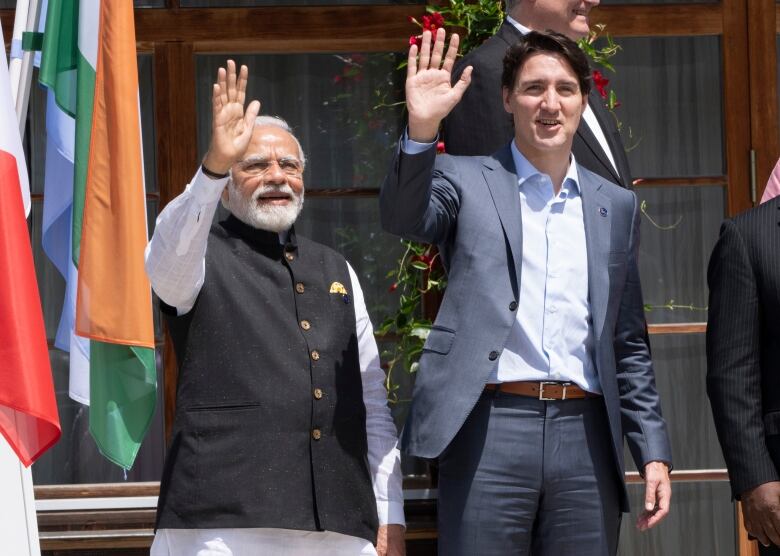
[406,28,472,143]
[202,60,262,175]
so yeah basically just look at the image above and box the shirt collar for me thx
[509,140,580,194]
[505,16,531,35]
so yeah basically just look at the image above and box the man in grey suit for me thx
[381,29,672,555]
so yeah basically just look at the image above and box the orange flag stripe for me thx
[75,0,154,348]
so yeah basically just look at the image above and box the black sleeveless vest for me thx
[155,215,379,543]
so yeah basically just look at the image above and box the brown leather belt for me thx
[485,381,598,400]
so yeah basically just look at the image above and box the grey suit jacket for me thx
[380,143,671,510]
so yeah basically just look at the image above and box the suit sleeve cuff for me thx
[376,500,406,527]
[401,127,438,155]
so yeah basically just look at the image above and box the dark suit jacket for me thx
[706,197,780,498]
[441,21,632,189]
[380,142,672,511]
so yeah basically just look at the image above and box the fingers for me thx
[762,514,780,547]
[217,66,228,107]
[441,32,460,73]
[643,474,659,514]
[244,99,261,128]
[418,30,432,72]
[407,44,418,79]
[226,59,238,103]
[237,64,248,107]
[451,65,473,100]
[212,83,222,116]
[429,27,446,71]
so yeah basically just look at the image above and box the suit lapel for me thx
[483,145,523,291]
[580,169,612,342]
[577,90,622,187]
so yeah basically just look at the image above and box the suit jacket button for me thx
[509,301,518,311]
[313,388,323,400]
[311,350,320,361]
[489,351,499,361]
[312,428,321,440]
[300,320,311,331]
[296,282,305,294]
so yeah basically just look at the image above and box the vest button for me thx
[488,351,499,361]
[313,388,323,400]
[296,282,305,294]
[311,350,320,361]
[300,320,311,331]
[285,252,295,262]
[509,300,518,311]
[311,428,321,440]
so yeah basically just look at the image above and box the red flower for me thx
[592,70,609,99]
[409,35,422,47]
[436,141,446,154]
[388,282,398,292]
[422,12,444,30]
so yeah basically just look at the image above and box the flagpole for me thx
[0,437,41,556]
[10,0,42,138]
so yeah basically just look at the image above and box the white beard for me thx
[225,180,304,233]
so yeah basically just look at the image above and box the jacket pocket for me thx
[423,326,456,355]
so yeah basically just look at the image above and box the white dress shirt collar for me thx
[509,139,580,195]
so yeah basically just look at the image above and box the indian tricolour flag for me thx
[39,0,156,470]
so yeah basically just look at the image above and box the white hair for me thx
[253,115,306,169]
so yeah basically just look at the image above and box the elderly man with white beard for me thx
[145,60,406,556]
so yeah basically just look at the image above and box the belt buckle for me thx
[538,381,564,401]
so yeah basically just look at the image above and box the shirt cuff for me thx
[376,500,406,527]
[401,128,438,155]
[190,166,229,205]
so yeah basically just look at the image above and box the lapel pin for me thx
[599,207,608,217]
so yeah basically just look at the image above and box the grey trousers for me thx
[437,390,622,556]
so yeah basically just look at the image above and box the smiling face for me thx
[516,0,599,40]
[503,51,588,164]
[223,125,305,232]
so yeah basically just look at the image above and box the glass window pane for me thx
[195,53,406,190]
[600,36,723,178]
[618,482,735,555]
[638,185,724,325]
[623,333,726,471]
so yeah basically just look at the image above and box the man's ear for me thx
[502,87,513,114]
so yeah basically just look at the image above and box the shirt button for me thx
[488,351,499,361]
[300,320,311,331]
[296,283,305,294]
[311,350,320,361]
[311,428,321,440]
[285,252,295,262]
[509,301,518,311]
[313,388,323,400]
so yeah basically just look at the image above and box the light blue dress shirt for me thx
[402,135,599,393]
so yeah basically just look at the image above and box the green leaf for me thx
[409,326,431,340]
[411,261,429,270]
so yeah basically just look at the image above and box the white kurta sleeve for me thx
[347,263,405,527]
[144,168,228,314]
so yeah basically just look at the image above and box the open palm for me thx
[205,60,261,173]
[406,28,472,141]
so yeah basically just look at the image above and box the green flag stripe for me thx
[71,52,96,266]
[39,0,79,117]
[89,343,157,470]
